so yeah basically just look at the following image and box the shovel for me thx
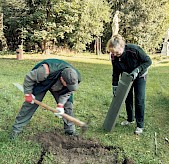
[13,83,87,130]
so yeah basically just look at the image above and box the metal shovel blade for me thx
[13,83,24,92]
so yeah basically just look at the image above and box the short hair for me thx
[106,34,125,52]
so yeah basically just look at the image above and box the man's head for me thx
[61,68,79,91]
[107,34,125,57]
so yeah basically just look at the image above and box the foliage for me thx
[1,0,169,53]
[2,0,27,50]
[2,0,111,52]
[61,0,111,51]
[106,0,169,53]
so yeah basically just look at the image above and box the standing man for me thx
[10,58,81,139]
[107,35,152,135]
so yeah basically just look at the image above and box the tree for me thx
[2,0,111,52]
[30,0,111,52]
[2,0,27,50]
[105,0,169,54]
[61,0,111,51]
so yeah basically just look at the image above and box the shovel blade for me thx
[13,83,24,92]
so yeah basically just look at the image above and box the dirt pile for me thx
[32,128,134,164]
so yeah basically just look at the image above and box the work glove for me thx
[130,68,140,80]
[24,94,35,104]
[113,86,118,97]
[54,104,64,118]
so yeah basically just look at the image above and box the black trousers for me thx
[125,76,146,128]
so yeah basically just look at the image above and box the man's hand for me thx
[113,86,118,97]
[24,94,35,104]
[130,68,140,80]
[54,104,64,118]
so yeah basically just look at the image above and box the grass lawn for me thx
[0,52,169,163]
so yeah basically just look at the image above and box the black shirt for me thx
[111,44,152,86]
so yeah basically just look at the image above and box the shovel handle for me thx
[34,99,86,127]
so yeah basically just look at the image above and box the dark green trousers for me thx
[12,90,75,133]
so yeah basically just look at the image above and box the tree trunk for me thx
[0,13,7,51]
[95,37,102,55]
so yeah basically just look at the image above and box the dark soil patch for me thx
[31,128,134,164]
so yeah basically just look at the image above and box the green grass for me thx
[0,53,169,163]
